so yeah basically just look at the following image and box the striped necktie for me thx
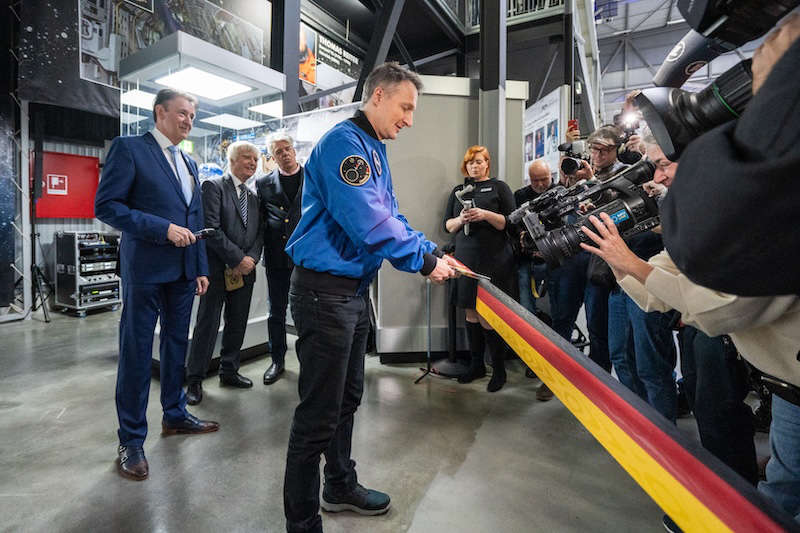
[167,145,193,204]
[238,183,248,226]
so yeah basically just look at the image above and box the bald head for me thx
[528,159,552,193]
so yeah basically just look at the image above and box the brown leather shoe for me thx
[161,413,219,436]
[536,383,554,402]
[117,445,148,481]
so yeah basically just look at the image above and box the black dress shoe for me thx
[219,372,253,388]
[117,445,148,481]
[162,413,220,435]
[263,362,285,385]
[186,382,202,405]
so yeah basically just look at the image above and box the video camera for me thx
[653,0,799,88]
[636,59,753,161]
[638,0,799,160]
[557,140,590,175]
[509,159,658,267]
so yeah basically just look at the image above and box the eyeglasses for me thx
[589,145,614,154]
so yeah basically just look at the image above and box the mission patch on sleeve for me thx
[339,155,371,186]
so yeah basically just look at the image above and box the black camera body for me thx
[509,159,658,267]
[557,140,590,175]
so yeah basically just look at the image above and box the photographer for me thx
[660,14,800,296]
[583,125,629,182]
[514,159,555,315]
[580,138,800,519]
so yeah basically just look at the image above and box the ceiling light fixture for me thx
[199,113,264,130]
[248,100,283,118]
[155,66,252,101]
[120,111,149,124]
[120,89,157,109]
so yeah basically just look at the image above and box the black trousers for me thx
[186,274,254,382]
[267,267,292,366]
[284,271,370,533]
[679,326,758,485]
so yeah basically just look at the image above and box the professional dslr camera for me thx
[557,140,590,175]
[614,112,644,165]
[509,159,658,267]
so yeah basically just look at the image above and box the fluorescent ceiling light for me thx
[121,89,156,109]
[248,100,283,118]
[120,111,148,124]
[186,126,218,138]
[199,113,264,130]
[155,66,252,101]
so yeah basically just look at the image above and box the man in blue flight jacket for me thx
[95,88,219,482]
[283,63,457,532]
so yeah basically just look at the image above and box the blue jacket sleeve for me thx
[94,137,171,242]
[317,136,436,273]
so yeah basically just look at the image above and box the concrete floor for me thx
[0,308,668,533]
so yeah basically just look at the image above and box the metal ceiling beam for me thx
[599,19,689,45]
[664,0,676,26]
[627,39,657,76]
[628,0,671,34]
[601,40,624,75]
[417,0,465,47]
[371,0,416,70]
[353,0,406,102]
[536,46,559,101]
[413,48,458,67]
[299,81,358,104]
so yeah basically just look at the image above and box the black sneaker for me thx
[662,514,683,533]
[321,484,391,515]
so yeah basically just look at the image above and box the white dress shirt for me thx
[151,128,194,193]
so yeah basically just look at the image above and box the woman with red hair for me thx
[444,146,516,392]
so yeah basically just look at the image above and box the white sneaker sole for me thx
[320,499,391,516]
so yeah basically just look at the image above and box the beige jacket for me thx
[618,251,800,388]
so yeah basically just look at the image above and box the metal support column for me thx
[270,0,300,116]
[354,0,406,102]
[563,6,574,120]
[479,0,506,179]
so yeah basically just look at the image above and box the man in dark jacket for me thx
[256,133,304,385]
[185,141,263,404]
[514,159,554,314]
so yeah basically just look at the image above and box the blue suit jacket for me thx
[95,132,208,284]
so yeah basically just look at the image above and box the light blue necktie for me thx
[167,145,193,204]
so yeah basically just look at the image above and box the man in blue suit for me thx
[95,88,219,481]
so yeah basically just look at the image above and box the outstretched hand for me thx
[579,213,653,283]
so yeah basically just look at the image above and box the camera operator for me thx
[543,125,631,381]
[660,14,800,296]
[584,125,629,181]
[514,160,557,397]
[514,159,555,315]
[580,137,800,519]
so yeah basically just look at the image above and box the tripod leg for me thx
[33,266,50,323]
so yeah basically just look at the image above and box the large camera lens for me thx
[636,59,752,160]
[535,225,587,267]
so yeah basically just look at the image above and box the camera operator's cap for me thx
[587,125,624,147]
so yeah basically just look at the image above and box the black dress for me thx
[443,178,516,308]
